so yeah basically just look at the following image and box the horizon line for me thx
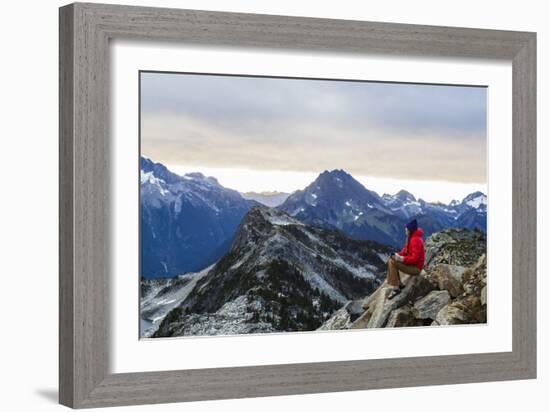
[141,156,486,204]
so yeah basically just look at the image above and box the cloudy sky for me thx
[140,72,487,203]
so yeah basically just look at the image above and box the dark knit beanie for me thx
[406,219,418,233]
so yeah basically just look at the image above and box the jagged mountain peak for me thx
[279,170,416,247]
[321,168,351,177]
[141,156,223,190]
[230,206,306,253]
[395,189,416,202]
[314,168,363,189]
[140,156,181,185]
[284,169,381,206]
[463,191,486,200]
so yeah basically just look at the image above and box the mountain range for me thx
[140,157,256,278]
[278,169,486,247]
[140,157,486,279]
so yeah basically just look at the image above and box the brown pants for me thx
[386,257,420,287]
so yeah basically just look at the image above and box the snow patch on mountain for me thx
[259,207,304,226]
[140,264,214,337]
[465,194,487,209]
[141,171,171,198]
[331,257,377,280]
[303,270,347,303]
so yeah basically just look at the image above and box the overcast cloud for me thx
[140,72,486,187]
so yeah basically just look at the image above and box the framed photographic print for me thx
[59,2,536,408]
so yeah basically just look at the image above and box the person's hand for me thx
[393,253,404,262]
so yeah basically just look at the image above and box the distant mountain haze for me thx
[240,191,290,207]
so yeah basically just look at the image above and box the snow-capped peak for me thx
[462,192,487,209]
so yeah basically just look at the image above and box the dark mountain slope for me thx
[150,206,391,336]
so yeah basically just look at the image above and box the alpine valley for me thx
[139,157,487,337]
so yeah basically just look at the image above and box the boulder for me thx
[361,281,387,310]
[318,300,364,330]
[317,307,352,330]
[352,274,435,329]
[459,295,486,323]
[413,290,451,320]
[428,264,466,298]
[351,308,372,329]
[434,295,486,325]
[346,299,366,317]
[434,303,469,325]
[386,306,418,327]
[408,275,437,303]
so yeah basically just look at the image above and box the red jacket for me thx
[397,228,425,270]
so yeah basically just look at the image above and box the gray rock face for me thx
[386,306,417,328]
[424,228,486,270]
[413,290,451,320]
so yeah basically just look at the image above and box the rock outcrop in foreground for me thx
[318,228,487,330]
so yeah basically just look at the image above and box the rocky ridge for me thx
[146,206,393,337]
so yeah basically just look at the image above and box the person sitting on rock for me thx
[386,218,425,300]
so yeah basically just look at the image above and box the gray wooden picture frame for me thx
[59,2,537,409]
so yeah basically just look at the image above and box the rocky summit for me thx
[318,228,487,330]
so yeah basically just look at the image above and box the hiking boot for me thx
[387,287,401,300]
